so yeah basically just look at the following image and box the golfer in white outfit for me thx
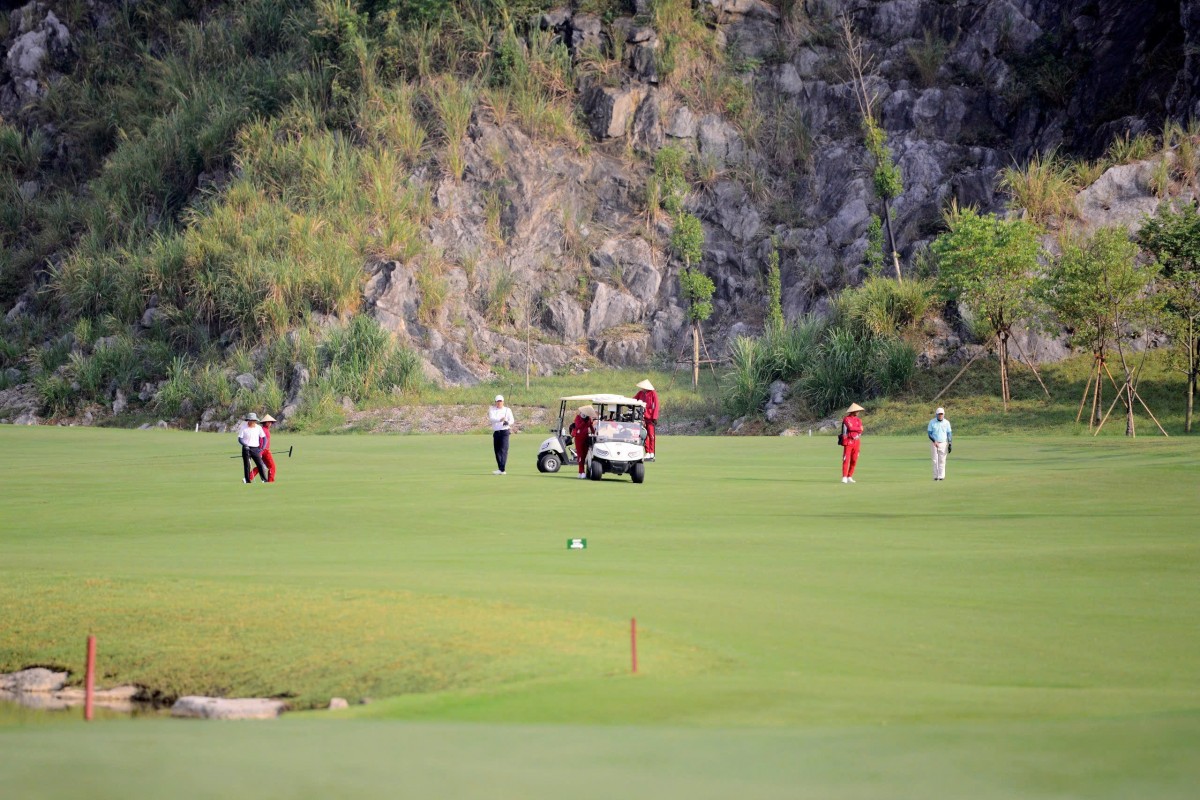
[927,407,952,481]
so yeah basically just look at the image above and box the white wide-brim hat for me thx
[846,403,865,414]
[636,379,655,391]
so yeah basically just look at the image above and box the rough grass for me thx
[865,348,1190,436]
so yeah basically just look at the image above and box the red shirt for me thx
[571,414,594,442]
[840,415,862,443]
[634,389,659,421]
[261,424,271,451]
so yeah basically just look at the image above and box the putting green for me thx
[1,426,1197,798]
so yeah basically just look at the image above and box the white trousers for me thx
[931,441,948,480]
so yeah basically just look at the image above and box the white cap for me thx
[935,407,945,415]
[495,395,504,402]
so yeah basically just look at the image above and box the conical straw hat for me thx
[578,405,596,418]
[636,379,655,391]
[846,402,865,413]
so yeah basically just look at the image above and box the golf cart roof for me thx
[558,393,645,407]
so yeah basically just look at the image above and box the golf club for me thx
[229,445,293,459]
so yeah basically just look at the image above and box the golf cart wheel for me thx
[588,460,604,481]
[538,452,561,473]
[631,462,645,484]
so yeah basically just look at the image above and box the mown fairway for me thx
[1,425,1198,798]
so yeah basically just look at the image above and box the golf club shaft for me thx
[228,446,292,459]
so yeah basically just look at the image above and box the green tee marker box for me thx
[567,538,587,550]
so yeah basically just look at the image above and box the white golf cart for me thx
[536,394,648,484]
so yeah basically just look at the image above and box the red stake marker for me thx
[84,635,96,722]
[631,617,638,674]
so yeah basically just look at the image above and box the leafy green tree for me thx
[672,211,710,388]
[1040,226,1160,432]
[1137,203,1200,432]
[931,206,1043,410]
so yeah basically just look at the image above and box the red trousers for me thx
[841,441,860,478]
[574,436,590,473]
[250,449,276,483]
[644,419,656,454]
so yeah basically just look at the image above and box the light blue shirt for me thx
[927,417,952,443]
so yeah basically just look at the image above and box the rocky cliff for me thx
[2,0,1198,394]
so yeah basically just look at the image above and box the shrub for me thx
[761,315,824,381]
[722,335,771,417]
[836,276,936,338]
[800,327,876,414]
[999,151,1077,223]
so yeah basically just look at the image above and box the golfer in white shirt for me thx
[237,413,270,484]
[487,395,515,474]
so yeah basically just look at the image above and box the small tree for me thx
[1137,203,1200,432]
[840,15,903,282]
[932,206,1043,410]
[672,211,711,388]
[1041,226,1159,432]
[766,237,784,332]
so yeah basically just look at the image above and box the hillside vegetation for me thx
[1,0,1199,432]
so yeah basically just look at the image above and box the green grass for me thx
[866,349,1192,435]
[1,426,1198,798]
[385,367,720,418]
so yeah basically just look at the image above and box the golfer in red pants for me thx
[634,379,658,461]
[840,403,864,483]
[249,414,277,483]
[572,405,595,479]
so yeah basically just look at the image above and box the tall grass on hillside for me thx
[1105,131,1158,165]
[722,336,773,417]
[1000,151,1078,224]
[720,317,825,417]
[428,76,477,180]
[800,327,916,415]
[834,276,937,338]
[907,29,949,88]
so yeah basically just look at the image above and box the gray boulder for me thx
[587,283,642,337]
[569,13,603,54]
[697,114,745,166]
[542,293,586,342]
[235,373,258,391]
[4,7,71,110]
[583,86,645,139]
[666,106,698,140]
[170,696,287,720]
[0,667,68,693]
[631,92,663,151]
[1076,159,1163,232]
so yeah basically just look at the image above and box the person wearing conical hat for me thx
[633,379,659,461]
[571,405,596,479]
[237,413,269,485]
[840,403,865,484]
[249,414,278,483]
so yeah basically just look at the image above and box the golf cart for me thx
[536,394,648,483]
